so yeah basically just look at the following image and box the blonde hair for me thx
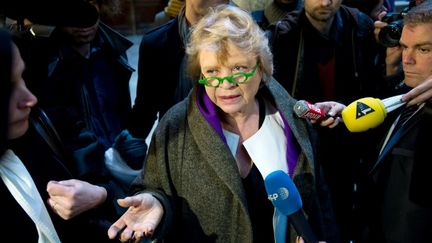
[186,4,273,83]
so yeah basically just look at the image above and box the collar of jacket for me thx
[190,78,316,176]
[264,1,303,25]
[299,9,344,46]
[47,22,134,76]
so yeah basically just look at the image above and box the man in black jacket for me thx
[128,0,230,139]
[364,1,432,241]
[268,0,389,241]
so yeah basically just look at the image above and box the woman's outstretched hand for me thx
[108,193,164,242]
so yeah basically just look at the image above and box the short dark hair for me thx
[404,0,432,25]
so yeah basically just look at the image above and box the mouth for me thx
[10,112,30,126]
[316,8,332,14]
[403,71,417,78]
[318,10,331,15]
[218,94,241,104]
[76,28,96,35]
[10,117,28,127]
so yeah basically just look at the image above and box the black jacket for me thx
[129,17,185,138]
[15,22,134,150]
[268,6,386,103]
[268,7,389,242]
[2,117,123,242]
[364,102,432,243]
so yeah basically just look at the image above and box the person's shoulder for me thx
[153,98,189,138]
[141,18,179,42]
[98,22,133,51]
[340,5,374,32]
[266,9,302,42]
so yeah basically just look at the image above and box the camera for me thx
[378,2,415,47]
[378,13,405,47]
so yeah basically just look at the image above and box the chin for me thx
[220,107,243,116]
[8,123,29,140]
[404,78,422,88]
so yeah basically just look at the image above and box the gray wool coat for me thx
[135,77,339,242]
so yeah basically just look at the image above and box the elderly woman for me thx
[108,5,340,243]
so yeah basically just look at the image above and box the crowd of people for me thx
[1,0,432,242]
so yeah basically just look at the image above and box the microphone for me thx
[294,100,327,122]
[342,94,405,132]
[264,170,318,243]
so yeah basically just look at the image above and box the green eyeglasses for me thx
[198,63,259,88]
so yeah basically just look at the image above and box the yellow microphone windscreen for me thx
[342,97,387,132]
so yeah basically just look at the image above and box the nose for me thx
[402,49,415,66]
[19,86,38,109]
[219,77,236,89]
[320,0,332,7]
[217,69,236,89]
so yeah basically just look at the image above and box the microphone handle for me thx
[289,210,319,243]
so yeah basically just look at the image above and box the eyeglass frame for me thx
[198,63,259,88]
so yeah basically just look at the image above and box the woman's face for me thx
[199,42,262,117]
[8,44,37,140]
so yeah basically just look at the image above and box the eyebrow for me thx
[400,41,432,48]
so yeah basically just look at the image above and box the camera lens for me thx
[378,20,403,47]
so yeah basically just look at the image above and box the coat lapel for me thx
[267,78,315,171]
[370,110,422,175]
[187,87,249,208]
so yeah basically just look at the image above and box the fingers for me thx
[296,236,305,243]
[319,117,341,128]
[117,193,153,208]
[48,198,68,219]
[328,103,345,117]
[374,19,387,42]
[407,90,432,106]
[108,194,163,242]
[309,101,345,128]
[295,236,327,243]
[142,223,157,237]
[49,198,58,212]
[48,197,76,219]
[329,117,343,129]
[314,101,345,117]
[108,227,145,243]
[403,78,432,105]
[120,227,134,242]
[133,231,144,243]
[46,181,60,195]
[117,197,136,208]
[108,220,126,239]
[47,180,73,197]
[107,221,148,242]
[402,90,419,104]
[378,11,387,21]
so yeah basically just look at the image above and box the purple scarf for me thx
[195,86,299,176]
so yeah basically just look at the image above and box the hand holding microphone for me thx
[294,100,345,128]
[293,100,328,121]
[342,94,405,132]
